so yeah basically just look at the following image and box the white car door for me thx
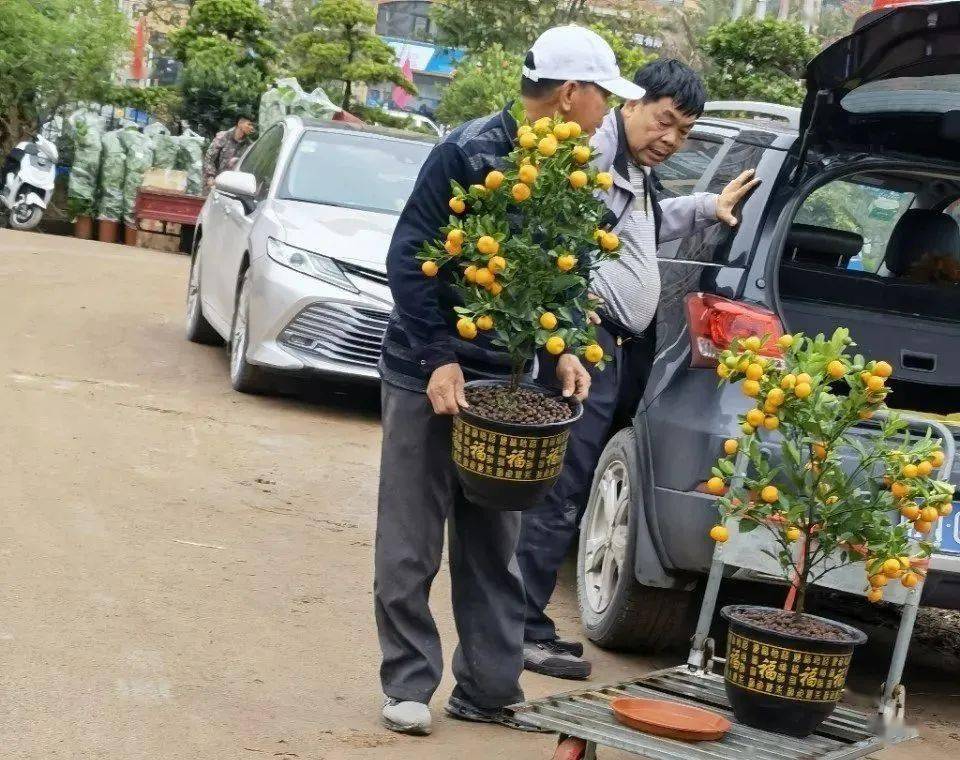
[197,190,234,330]
[208,125,286,325]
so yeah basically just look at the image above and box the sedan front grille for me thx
[279,302,389,369]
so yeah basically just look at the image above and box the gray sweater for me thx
[589,109,719,335]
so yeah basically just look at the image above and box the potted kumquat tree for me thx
[704,328,953,737]
[418,105,619,510]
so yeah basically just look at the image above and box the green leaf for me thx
[546,274,584,294]
[782,440,801,466]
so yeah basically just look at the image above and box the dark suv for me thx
[577,1,960,650]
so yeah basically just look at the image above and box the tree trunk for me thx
[802,0,817,31]
[559,0,589,25]
[778,0,791,19]
[733,0,747,20]
[342,23,356,111]
[755,0,769,20]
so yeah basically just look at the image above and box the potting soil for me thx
[731,607,860,642]
[465,385,574,425]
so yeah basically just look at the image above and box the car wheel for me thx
[577,427,697,652]
[229,268,268,394]
[185,246,223,345]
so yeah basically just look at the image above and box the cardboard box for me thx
[137,230,182,253]
[141,168,188,193]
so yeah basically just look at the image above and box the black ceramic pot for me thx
[451,380,583,511]
[721,605,868,738]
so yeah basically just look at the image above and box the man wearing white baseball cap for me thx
[521,24,646,105]
[377,25,633,738]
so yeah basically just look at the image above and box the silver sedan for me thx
[185,116,434,391]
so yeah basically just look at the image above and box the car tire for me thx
[9,203,43,230]
[577,427,697,652]
[185,246,223,346]
[229,268,268,394]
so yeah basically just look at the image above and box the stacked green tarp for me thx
[119,129,154,228]
[151,133,180,170]
[259,78,340,131]
[176,129,206,195]
[258,78,299,132]
[289,85,339,121]
[97,130,126,222]
[66,112,103,218]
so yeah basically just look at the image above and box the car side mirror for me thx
[214,170,257,214]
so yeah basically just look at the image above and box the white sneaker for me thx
[382,697,432,736]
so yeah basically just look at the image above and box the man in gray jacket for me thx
[518,59,760,679]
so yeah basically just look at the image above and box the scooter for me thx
[1,134,58,230]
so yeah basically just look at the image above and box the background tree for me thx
[435,45,523,126]
[700,18,820,106]
[431,0,658,55]
[270,0,317,50]
[433,1,659,126]
[589,24,657,83]
[170,0,278,136]
[816,1,871,43]
[169,0,278,71]
[285,0,415,111]
[102,84,184,126]
[0,0,127,152]
[664,0,734,70]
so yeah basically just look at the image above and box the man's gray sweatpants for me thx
[374,381,526,709]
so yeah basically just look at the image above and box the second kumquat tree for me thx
[418,103,620,391]
[706,328,954,614]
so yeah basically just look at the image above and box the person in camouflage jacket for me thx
[202,116,256,191]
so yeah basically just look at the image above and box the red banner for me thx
[130,17,146,81]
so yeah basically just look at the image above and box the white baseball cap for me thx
[523,25,646,101]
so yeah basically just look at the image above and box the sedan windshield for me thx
[279,130,432,214]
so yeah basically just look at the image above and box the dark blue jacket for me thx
[380,106,519,392]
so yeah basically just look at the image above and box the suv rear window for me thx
[793,181,915,273]
[780,175,960,325]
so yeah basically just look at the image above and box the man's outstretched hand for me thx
[716,169,762,227]
[427,362,468,415]
[557,353,591,402]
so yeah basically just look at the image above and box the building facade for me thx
[118,0,189,87]
[368,0,463,117]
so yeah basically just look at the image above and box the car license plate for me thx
[936,502,960,556]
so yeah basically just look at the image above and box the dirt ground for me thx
[0,229,956,759]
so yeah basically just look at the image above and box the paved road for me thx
[0,230,955,759]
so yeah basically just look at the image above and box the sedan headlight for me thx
[266,238,358,293]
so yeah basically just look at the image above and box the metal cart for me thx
[133,188,205,254]
[510,413,957,760]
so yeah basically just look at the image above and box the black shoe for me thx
[549,639,584,658]
[523,640,592,680]
[445,696,551,733]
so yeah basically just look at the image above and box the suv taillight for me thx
[685,293,784,367]
[872,0,922,7]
